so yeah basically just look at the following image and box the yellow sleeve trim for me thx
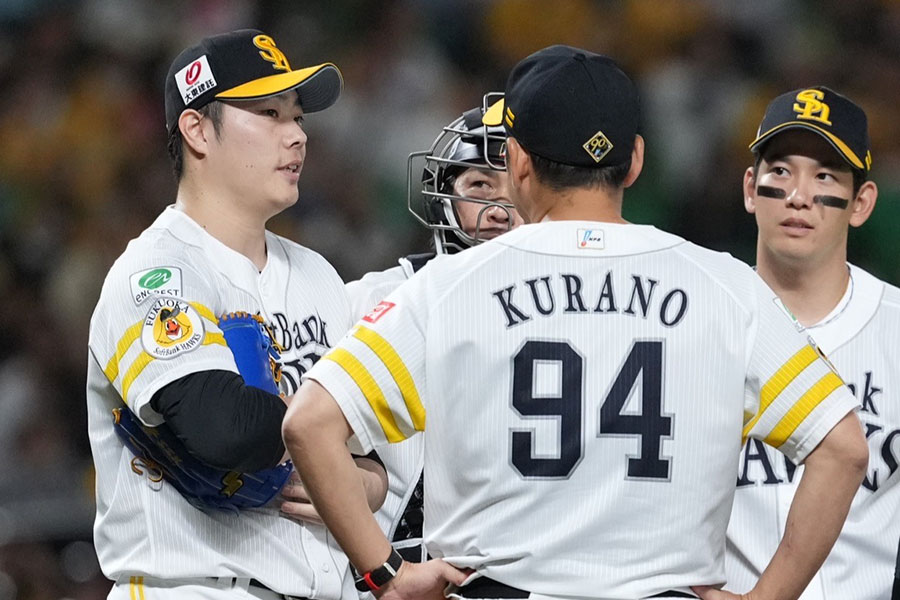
[103,320,143,383]
[190,301,219,325]
[743,345,818,440]
[121,352,153,405]
[203,332,226,347]
[353,325,426,432]
[764,371,844,448]
[103,301,219,385]
[323,349,407,443]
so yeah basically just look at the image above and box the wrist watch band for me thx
[355,547,403,592]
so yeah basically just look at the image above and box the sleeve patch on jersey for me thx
[130,267,183,305]
[140,297,205,360]
[743,344,818,440]
[363,301,396,324]
[323,348,407,443]
[763,371,844,448]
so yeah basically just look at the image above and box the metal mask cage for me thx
[407,108,513,254]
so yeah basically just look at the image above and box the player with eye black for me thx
[725,86,900,600]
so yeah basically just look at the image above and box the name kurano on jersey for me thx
[492,272,688,328]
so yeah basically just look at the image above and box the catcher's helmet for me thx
[407,100,513,254]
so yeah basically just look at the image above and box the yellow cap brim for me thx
[215,63,343,113]
[482,99,505,127]
[749,121,866,171]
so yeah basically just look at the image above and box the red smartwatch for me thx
[355,547,404,592]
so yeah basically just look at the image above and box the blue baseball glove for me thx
[113,311,292,513]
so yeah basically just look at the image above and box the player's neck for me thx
[174,183,269,271]
[530,186,627,223]
[755,248,850,327]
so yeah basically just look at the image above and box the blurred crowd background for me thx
[1,0,899,598]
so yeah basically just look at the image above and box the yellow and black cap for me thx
[483,45,639,168]
[164,29,342,132]
[750,86,872,172]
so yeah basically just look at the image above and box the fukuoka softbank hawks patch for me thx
[175,55,217,106]
[130,267,183,305]
[363,301,395,323]
[141,297,205,359]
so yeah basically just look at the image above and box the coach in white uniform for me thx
[87,30,386,600]
[282,46,868,600]
[725,87,900,599]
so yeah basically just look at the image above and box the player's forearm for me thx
[752,412,868,600]
[283,380,394,573]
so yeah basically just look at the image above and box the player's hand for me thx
[691,585,751,600]
[376,559,469,600]
[279,470,323,524]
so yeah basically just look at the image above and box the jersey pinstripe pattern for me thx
[727,264,900,600]
[305,221,860,599]
[346,259,428,600]
[87,206,355,599]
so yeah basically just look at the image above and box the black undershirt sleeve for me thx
[150,370,287,473]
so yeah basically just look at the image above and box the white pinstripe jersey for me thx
[87,206,355,598]
[305,221,860,599]
[346,259,427,572]
[726,263,900,600]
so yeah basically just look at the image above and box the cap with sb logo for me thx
[749,86,872,172]
[164,29,343,132]
[483,45,639,168]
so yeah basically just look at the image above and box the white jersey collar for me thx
[806,263,884,354]
[492,221,685,256]
[152,206,287,294]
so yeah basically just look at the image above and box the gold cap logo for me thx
[253,35,291,72]
[793,89,832,125]
[583,130,613,163]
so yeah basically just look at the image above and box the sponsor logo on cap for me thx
[583,130,613,163]
[793,89,832,125]
[577,228,605,249]
[175,55,217,107]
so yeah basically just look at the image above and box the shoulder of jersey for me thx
[266,232,340,275]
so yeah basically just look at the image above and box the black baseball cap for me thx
[483,45,639,168]
[750,86,872,172]
[164,29,342,132]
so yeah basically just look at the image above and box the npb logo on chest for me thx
[577,228,605,250]
[175,55,217,105]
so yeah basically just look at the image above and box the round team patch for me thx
[141,297,205,359]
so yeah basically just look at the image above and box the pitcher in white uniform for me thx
[87,29,386,600]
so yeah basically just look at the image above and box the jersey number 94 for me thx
[510,340,672,480]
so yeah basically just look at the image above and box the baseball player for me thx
[351,106,520,578]
[281,46,868,600]
[87,29,386,600]
[280,105,520,591]
[725,87,900,599]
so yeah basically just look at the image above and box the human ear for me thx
[849,180,878,228]
[622,135,645,188]
[743,167,758,214]
[178,109,210,157]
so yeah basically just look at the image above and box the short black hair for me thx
[166,101,225,181]
[530,151,631,192]
[751,150,866,197]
